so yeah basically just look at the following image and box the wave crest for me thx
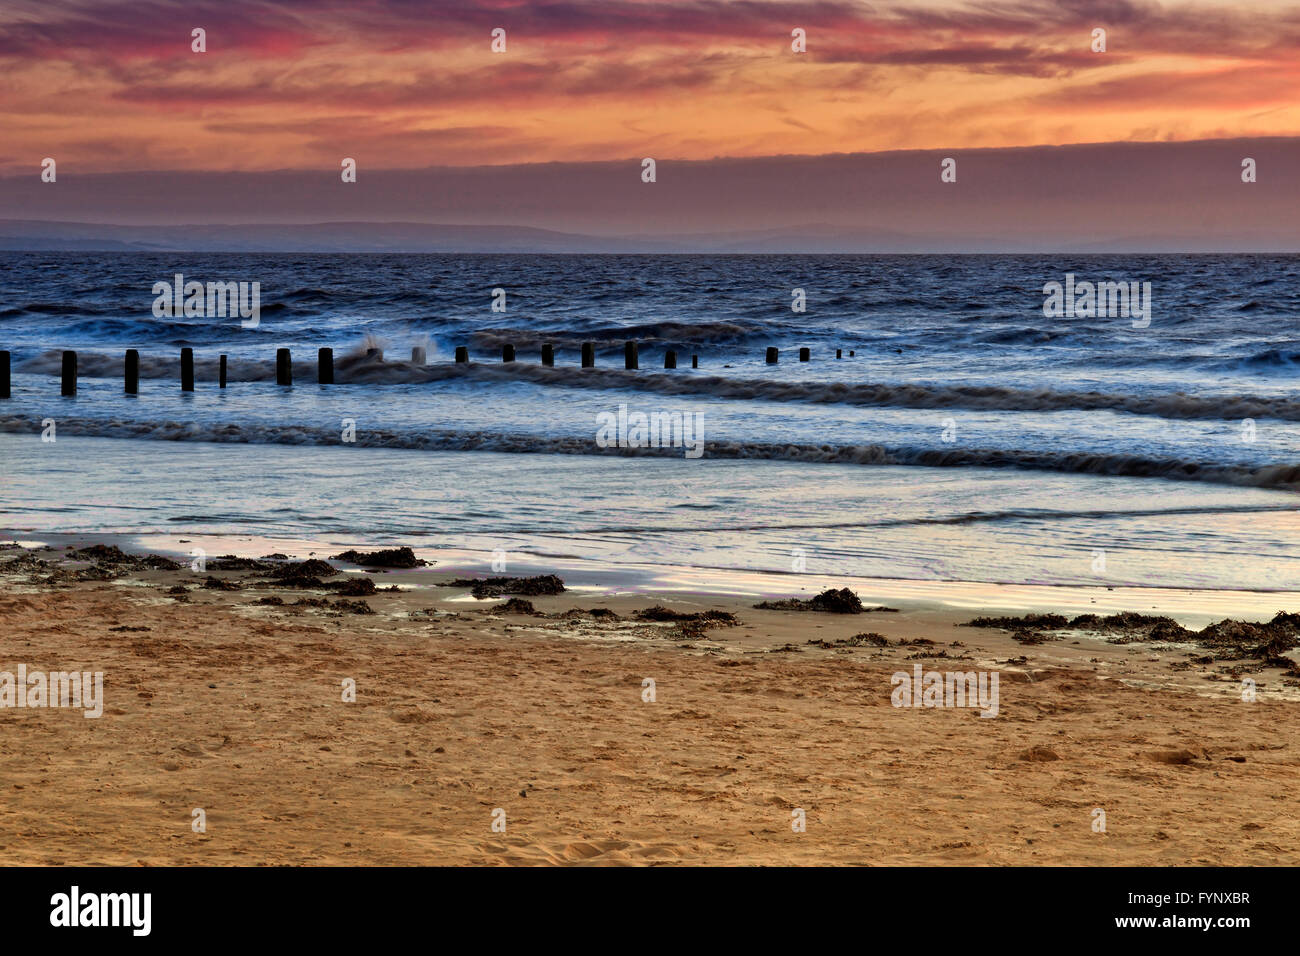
[1,415,1295,491]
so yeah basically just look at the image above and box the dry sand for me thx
[1,542,1298,866]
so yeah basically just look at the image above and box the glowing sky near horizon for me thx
[1,0,1299,174]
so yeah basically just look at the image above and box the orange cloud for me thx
[1,0,1298,173]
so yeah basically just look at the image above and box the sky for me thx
[3,0,1299,173]
[0,0,1297,245]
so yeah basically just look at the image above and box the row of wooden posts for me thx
[0,343,856,396]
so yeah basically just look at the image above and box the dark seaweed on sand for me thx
[202,576,242,591]
[806,632,889,649]
[485,601,736,642]
[447,574,566,599]
[964,612,1070,630]
[330,599,375,615]
[271,559,338,580]
[633,606,738,625]
[550,607,619,620]
[964,609,1300,667]
[330,577,393,596]
[497,598,542,615]
[66,544,182,571]
[754,588,865,613]
[207,556,280,572]
[0,544,182,585]
[289,596,373,614]
[331,546,428,568]
[251,559,341,588]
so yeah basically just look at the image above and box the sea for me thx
[2,252,1298,595]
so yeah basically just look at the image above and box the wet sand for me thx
[1,540,1298,865]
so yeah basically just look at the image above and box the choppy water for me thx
[2,252,1298,589]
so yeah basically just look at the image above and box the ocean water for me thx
[1,251,1298,591]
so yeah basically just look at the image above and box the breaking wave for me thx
[2,414,1297,491]
[16,349,1300,423]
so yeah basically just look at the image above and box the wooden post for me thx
[503,344,515,363]
[123,349,139,395]
[850,350,855,357]
[766,347,778,364]
[799,347,810,362]
[411,346,426,365]
[581,343,594,368]
[664,349,677,369]
[542,344,554,366]
[276,348,291,386]
[836,348,842,359]
[181,348,194,391]
[219,354,227,389]
[455,346,468,363]
[61,350,76,396]
[625,341,638,369]
[692,355,698,368]
[318,348,334,384]
[1,350,11,399]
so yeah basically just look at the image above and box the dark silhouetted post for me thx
[836,348,842,359]
[276,348,292,386]
[799,347,810,362]
[503,344,515,363]
[625,341,638,369]
[692,355,698,368]
[412,346,426,365]
[455,346,468,363]
[664,349,677,369]
[766,347,779,364]
[181,348,194,391]
[0,350,9,399]
[219,354,227,388]
[124,350,139,395]
[542,344,554,366]
[850,350,855,356]
[581,343,594,368]
[318,348,333,384]
[61,351,76,396]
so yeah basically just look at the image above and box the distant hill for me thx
[1,217,1296,254]
[1,137,1298,253]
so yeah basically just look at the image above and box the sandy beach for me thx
[2,539,1298,866]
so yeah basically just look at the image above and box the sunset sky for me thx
[3,0,1300,175]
